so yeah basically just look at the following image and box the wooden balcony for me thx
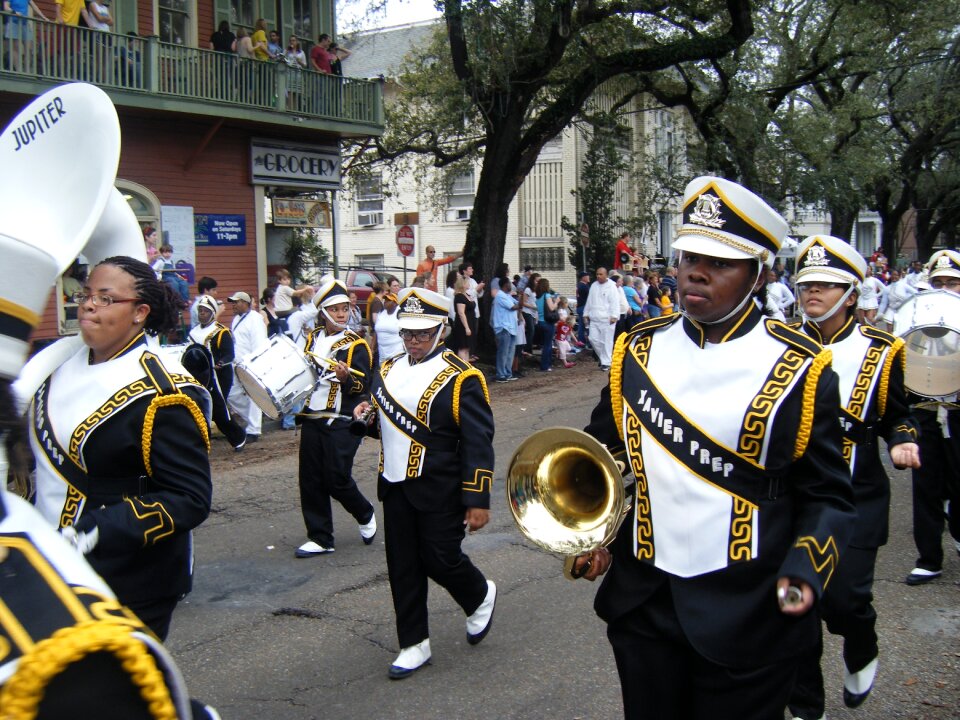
[0,14,383,137]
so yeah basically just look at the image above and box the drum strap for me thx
[839,407,875,446]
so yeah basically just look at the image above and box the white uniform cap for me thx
[927,249,960,280]
[672,176,787,268]
[396,288,450,330]
[313,279,350,308]
[795,235,867,287]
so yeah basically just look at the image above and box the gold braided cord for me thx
[0,621,178,720]
[452,368,490,427]
[141,394,211,477]
[675,227,769,263]
[609,332,631,442]
[878,338,905,418]
[793,349,832,461]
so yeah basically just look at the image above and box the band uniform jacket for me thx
[189,320,236,394]
[302,326,371,423]
[371,347,494,512]
[797,317,918,549]
[586,306,856,668]
[29,333,213,605]
[0,490,212,719]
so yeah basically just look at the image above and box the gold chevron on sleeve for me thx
[124,497,176,546]
[794,535,839,589]
[463,469,493,494]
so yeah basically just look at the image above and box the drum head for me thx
[235,364,283,420]
[895,290,960,398]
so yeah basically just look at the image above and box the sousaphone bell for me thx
[506,427,633,578]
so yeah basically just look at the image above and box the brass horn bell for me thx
[506,427,631,558]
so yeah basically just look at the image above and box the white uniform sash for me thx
[375,352,459,483]
[621,319,812,577]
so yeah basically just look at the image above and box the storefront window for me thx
[159,0,190,45]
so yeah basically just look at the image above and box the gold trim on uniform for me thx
[625,405,654,561]
[452,368,489,426]
[406,442,425,479]
[729,498,754,562]
[794,534,839,589]
[739,349,806,460]
[124,497,176,546]
[848,345,883,419]
[68,379,153,469]
[417,365,458,424]
[878,338,905,418]
[0,297,41,328]
[794,349,832,461]
[59,486,85,529]
[841,437,855,465]
[141,393,210,477]
[675,227,770,263]
[0,621,178,720]
[463,468,493,494]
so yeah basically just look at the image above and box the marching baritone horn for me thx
[506,427,633,579]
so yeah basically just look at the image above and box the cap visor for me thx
[672,234,755,262]
[929,269,960,280]
[398,316,444,331]
[795,268,857,286]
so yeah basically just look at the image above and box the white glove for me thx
[60,525,100,555]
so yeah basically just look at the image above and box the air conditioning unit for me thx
[357,212,382,227]
[445,208,471,222]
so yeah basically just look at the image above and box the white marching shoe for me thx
[294,541,334,558]
[466,580,497,645]
[359,514,378,545]
[843,657,878,708]
[388,639,431,680]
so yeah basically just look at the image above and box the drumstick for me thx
[305,352,365,378]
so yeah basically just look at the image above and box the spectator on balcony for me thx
[267,29,283,59]
[310,33,333,73]
[4,0,45,73]
[284,34,307,111]
[329,42,351,76]
[209,20,235,53]
[54,0,85,25]
[234,26,254,59]
[86,0,112,31]
[251,18,269,61]
[117,31,142,86]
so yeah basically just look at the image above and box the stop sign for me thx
[396,224,415,257]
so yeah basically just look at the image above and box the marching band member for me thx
[29,256,213,641]
[188,294,248,451]
[574,177,856,719]
[353,288,496,679]
[294,279,377,558]
[788,235,920,720]
[0,84,217,718]
[904,249,960,587]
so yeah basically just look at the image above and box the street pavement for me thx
[167,358,959,719]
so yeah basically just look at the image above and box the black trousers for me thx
[209,382,247,448]
[788,545,878,719]
[382,483,487,648]
[298,420,373,548]
[606,583,798,720]
[127,594,180,641]
[911,409,960,571]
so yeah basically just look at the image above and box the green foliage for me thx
[283,227,331,285]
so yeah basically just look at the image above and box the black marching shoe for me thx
[465,580,497,645]
[388,639,431,680]
[905,567,941,585]
[843,657,878,708]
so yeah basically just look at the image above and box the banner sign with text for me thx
[195,214,247,247]
[272,199,331,227]
[250,139,341,190]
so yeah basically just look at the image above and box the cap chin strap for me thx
[801,285,855,325]
[321,306,347,331]
[679,253,764,326]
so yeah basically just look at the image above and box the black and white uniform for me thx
[188,321,246,448]
[29,333,213,639]
[371,348,494,648]
[908,391,960,572]
[789,316,918,720]
[298,327,375,548]
[585,306,856,719]
[0,489,218,719]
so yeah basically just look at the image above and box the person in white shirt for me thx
[877,268,916,330]
[227,290,268,440]
[583,267,620,369]
[461,261,485,323]
[856,266,884,326]
[274,268,295,316]
[286,286,317,350]
[521,272,539,354]
[765,268,796,321]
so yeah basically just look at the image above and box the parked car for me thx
[342,268,395,304]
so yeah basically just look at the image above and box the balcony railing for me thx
[0,13,382,128]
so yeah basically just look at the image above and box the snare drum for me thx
[893,289,960,399]
[235,334,317,419]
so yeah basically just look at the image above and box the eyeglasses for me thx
[72,293,140,307]
[932,278,960,289]
[797,282,847,292]
[399,328,438,342]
